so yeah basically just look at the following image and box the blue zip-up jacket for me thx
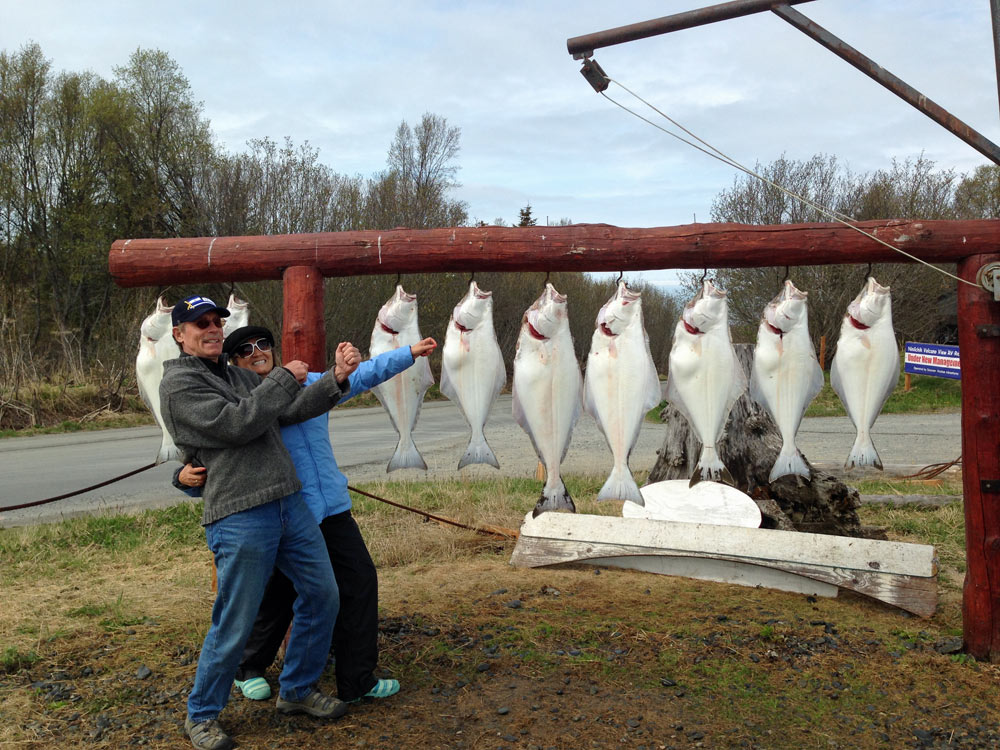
[175,346,415,524]
[281,346,414,523]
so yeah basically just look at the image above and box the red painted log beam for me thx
[958,253,1000,661]
[282,266,326,370]
[109,219,1000,287]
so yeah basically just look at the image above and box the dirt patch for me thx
[3,547,1000,750]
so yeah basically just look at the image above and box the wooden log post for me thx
[282,266,326,369]
[958,254,1000,661]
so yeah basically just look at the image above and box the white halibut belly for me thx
[586,343,650,460]
[513,346,580,466]
[669,334,736,445]
[831,328,898,431]
[441,332,504,432]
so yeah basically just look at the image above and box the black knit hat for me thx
[222,325,275,359]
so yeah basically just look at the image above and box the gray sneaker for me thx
[275,689,348,719]
[184,717,234,750]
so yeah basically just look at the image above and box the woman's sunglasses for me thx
[234,339,273,358]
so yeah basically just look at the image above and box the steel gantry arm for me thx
[567,0,1000,165]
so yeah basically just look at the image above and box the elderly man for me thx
[159,294,360,750]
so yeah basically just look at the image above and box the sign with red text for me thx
[904,342,960,380]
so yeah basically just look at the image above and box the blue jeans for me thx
[187,493,338,723]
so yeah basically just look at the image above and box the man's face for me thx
[173,312,225,359]
[231,337,275,377]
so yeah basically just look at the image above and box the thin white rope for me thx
[601,77,977,288]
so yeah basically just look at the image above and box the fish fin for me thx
[438,364,458,403]
[387,437,427,472]
[582,372,599,420]
[511,385,528,430]
[769,449,812,483]
[664,376,696,430]
[725,354,748,411]
[532,481,576,517]
[156,441,181,466]
[458,436,500,470]
[689,446,733,487]
[559,396,583,464]
[597,467,643,505]
[845,435,883,471]
[416,355,435,392]
[491,355,507,400]
[642,364,664,412]
[806,360,825,404]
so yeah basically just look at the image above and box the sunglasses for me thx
[193,316,225,330]
[234,339,273,358]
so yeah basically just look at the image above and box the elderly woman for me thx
[176,324,435,705]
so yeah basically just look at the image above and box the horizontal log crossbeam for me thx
[109,219,999,287]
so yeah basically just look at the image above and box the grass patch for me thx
[0,479,995,750]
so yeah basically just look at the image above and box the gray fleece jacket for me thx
[159,354,346,525]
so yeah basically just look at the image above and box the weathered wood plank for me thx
[518,513,936,576]
[109,219,1000,286]
[511,513,937,617]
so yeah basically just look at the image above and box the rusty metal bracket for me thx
[580,57,610,93]
[982,479,1000,493]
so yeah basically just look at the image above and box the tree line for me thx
[686,153,999,352]
[0,43,677,429]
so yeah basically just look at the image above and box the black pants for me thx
[234,509,379,701]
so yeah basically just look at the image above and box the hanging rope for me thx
[347,485,518,540]
[0,462,157,513]
[598,77,979,289]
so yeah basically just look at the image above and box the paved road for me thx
[0,397,961,527]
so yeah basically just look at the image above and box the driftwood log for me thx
[648,344,870,538]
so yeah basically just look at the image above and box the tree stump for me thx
[648,344,867,537]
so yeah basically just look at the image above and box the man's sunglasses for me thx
[234,339,273,358]
[192,316,225,330]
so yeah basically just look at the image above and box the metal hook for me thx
[865,262,873,280]
[395,272,401,288]
[468,270,475,284]
[699,268,708,284]
[543,271,550,287]
[615,270,623,286]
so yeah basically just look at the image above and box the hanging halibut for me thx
[440,281,507,469]
[513,283,583,516]
[584,282,662,505]
[666,279,747,486]
[830,277,900,470]
[370,285,435,472]
[750,279,824,482]
[135,294,249,464]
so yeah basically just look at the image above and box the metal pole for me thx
[772,3,1000,166]
[991,0,1000,124]
[566,0,815,58]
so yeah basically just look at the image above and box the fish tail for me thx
[532,479,576,517]
[845,433,883,471]
[387,437,428,473]
[156,438,180,466]
[689,446,733,487]
[597,466,643,505]
[769,447,812,483]
[457,435,500,470]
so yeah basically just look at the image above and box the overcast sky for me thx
[4,1,998,287]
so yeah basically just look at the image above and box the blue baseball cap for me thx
[171,295,231,326]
